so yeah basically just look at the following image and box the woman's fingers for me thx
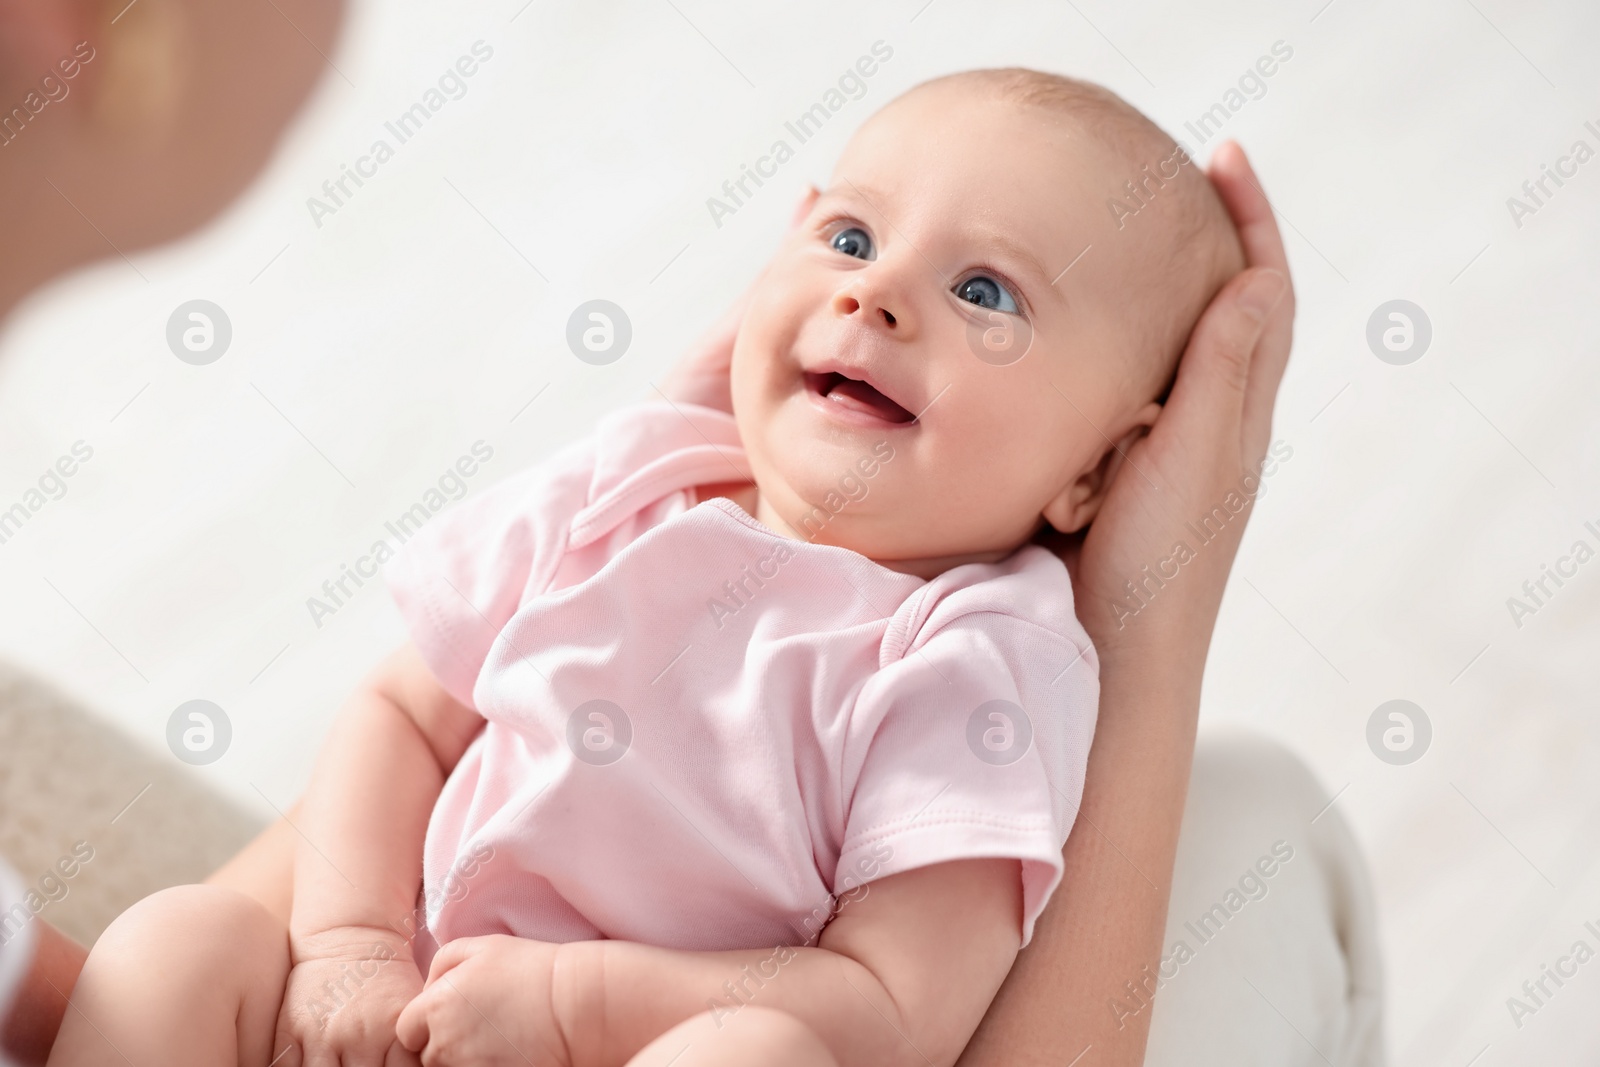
[1207,142,1296,454]
[269,1032,302,1067]
[1209,142,1288,274]
[1162,266,1286,462]
[386,1038,425,1066]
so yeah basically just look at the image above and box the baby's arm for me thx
[278,642,482,1056]
[402,857,1021,1067]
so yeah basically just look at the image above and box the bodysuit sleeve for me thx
[835,551,1099,947]
[383,436,597,710]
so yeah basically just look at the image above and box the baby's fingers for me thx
[271,1005,339,1067]
[292,1038,345,1067]
[267,1032,301,1067]
[268,1034,338,1067]
[395,989,431,1053]
[385,1038,425,1067]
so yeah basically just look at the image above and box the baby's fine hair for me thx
[906,68,1247,403]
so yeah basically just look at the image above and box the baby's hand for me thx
[275,927,423,1067]
[396,935,568,1067]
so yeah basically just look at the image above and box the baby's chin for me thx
[748,472,1035,577]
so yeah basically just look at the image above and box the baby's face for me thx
[731,83,1162,570]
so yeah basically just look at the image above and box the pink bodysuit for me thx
[385,401,1098,964]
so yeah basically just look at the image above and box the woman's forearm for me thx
[1,920,85,1067]
[956,629,1204,1067]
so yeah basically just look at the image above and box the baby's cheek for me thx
[728,331,769,404]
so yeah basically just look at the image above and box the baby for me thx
[48,68,1243,1067]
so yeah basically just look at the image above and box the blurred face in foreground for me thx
[0,0,345,319]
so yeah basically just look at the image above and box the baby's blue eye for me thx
[830,227,875,260]
[956,275,1020,314]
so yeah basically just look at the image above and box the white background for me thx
[1,1,1597,1061]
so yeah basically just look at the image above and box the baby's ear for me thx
[1042,401,1161,534]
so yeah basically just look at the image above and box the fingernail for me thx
[1238,269,1286,321]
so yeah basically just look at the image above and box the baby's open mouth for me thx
[804,371,915,424]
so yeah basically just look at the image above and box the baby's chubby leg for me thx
[625,1006,839,1067]
[47,885,292,1067]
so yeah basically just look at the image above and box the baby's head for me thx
[730,68,1246,572]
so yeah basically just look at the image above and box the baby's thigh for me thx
[59,884,291,1066]
[99,883,290,988]
[625,1006,839,1067]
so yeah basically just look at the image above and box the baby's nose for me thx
[834,293,898,329]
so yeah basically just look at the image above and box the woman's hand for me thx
[395,935,568,1067]
[1053,140,1294,665]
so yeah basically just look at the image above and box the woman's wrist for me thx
[1088,604,1213,686]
